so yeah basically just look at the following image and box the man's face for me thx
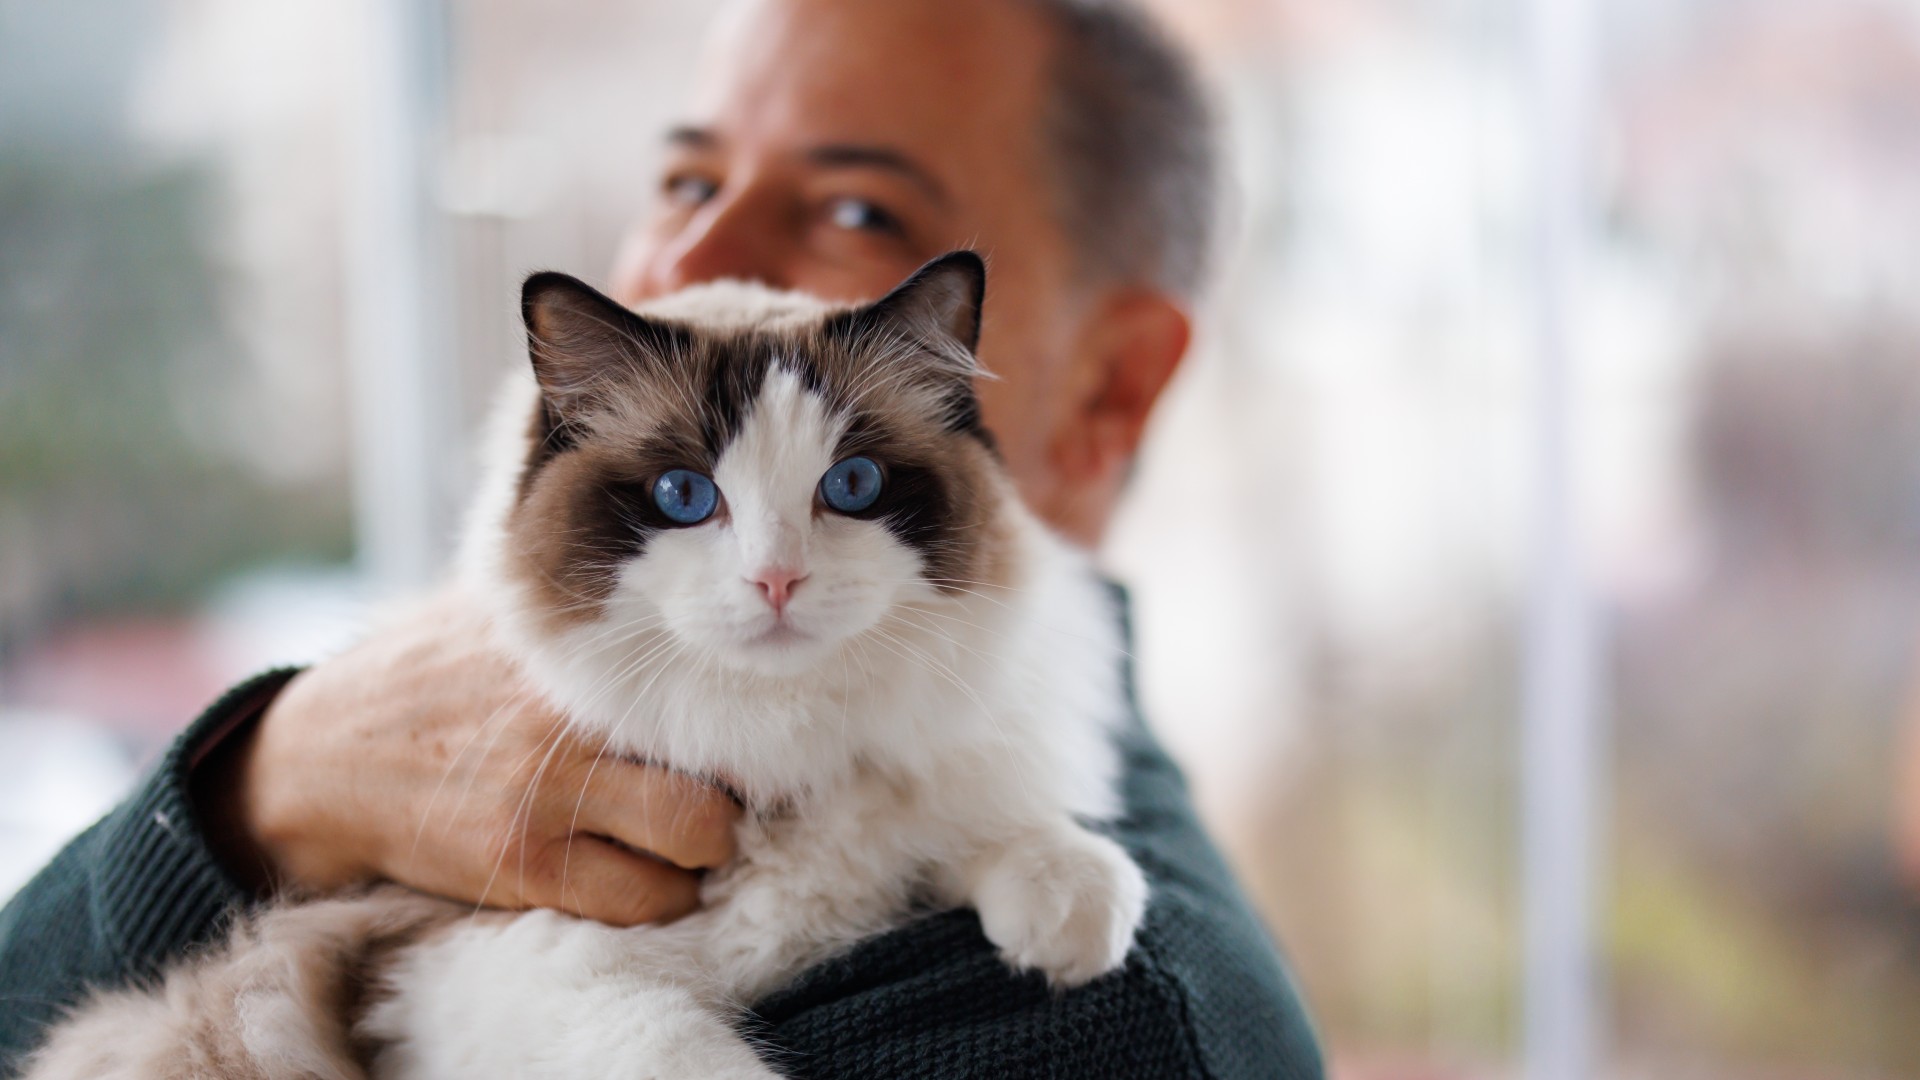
[608,0,1085,516]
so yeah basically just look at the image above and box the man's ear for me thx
[1051,288,1191,487]
[521,271,686,430]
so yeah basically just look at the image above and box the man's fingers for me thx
[573,760,742,871]
[530,836,703,927]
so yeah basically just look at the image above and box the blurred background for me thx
[5,0,1920,1077]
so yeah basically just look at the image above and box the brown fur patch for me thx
[22,888,459,1080]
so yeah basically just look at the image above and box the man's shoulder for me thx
[752,720,1323,1080]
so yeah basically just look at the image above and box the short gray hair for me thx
[1025,0,1219,298]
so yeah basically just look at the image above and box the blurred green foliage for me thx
[0,147,350,644]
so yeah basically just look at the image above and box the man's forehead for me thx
[687,0,1055,169]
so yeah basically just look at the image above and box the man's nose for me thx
[653,193,789,296]
[749,566,808,617]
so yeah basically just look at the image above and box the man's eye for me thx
[824,197,903,235]
[662,173,718,207]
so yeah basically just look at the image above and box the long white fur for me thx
[368,283,1144,1078]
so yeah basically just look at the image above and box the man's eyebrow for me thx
[664,125,718,149]
[805,143,952,207]
[662,129,951,208]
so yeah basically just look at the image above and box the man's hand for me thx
[200,596,739,926]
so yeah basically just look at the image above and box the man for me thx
[0,0,1322,1076]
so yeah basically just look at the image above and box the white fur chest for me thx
[522,590,1043,808]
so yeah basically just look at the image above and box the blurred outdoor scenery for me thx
[5,0,1920,1077]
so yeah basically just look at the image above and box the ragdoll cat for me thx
[24,251,1146,1080]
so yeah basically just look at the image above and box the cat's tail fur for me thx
[22,887,459,1080]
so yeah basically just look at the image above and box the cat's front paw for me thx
[971,827,1148,988]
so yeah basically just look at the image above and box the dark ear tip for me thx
[932,248,984,270]
[925,249,986,289]
[521,271,595,323]
[521,270,585,300]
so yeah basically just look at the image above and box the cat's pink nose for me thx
[750,567,808,616]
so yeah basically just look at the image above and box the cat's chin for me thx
[710,624,846,678]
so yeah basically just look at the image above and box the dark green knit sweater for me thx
[0,664,1322,1078]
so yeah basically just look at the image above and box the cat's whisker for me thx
[410,682,544,865]
[507,711,591,903]
[888,603,1011,643]
[558,631,688,749]
[556,610,658,647]
[558,739,613,897]
[570,613,670,656]
[447,680,559,827]
[880,611,1012,670]
[881,580,1137,661]
[861,626,997,738]
[618,639,691,740]
[468,711,574,919]
[861,624,1035,806]
[915,576,1022,590]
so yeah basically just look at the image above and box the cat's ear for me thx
[832,251,989,436]
[521,271,684,426]
[850,250,986,354]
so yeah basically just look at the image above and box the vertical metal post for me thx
[343,0,458,595]
[1521,0,1600,1075]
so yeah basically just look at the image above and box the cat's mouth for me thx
[745,621,810,648]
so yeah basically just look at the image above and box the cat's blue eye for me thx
[820,456,884,514]
[652,469,719,525]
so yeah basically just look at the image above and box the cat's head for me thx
[502,251,1009,678]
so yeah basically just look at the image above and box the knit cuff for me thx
[88,668,302,972]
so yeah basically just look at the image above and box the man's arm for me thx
[0,597,741,1075]
[0,670,293,1077]
[752,715,1324,1080]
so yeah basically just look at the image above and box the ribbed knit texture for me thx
[0,637,1321,1077]
[750,713,1324,1079]
[0,668,298,1076]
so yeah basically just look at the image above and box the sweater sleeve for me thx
[0,668,299,1077]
